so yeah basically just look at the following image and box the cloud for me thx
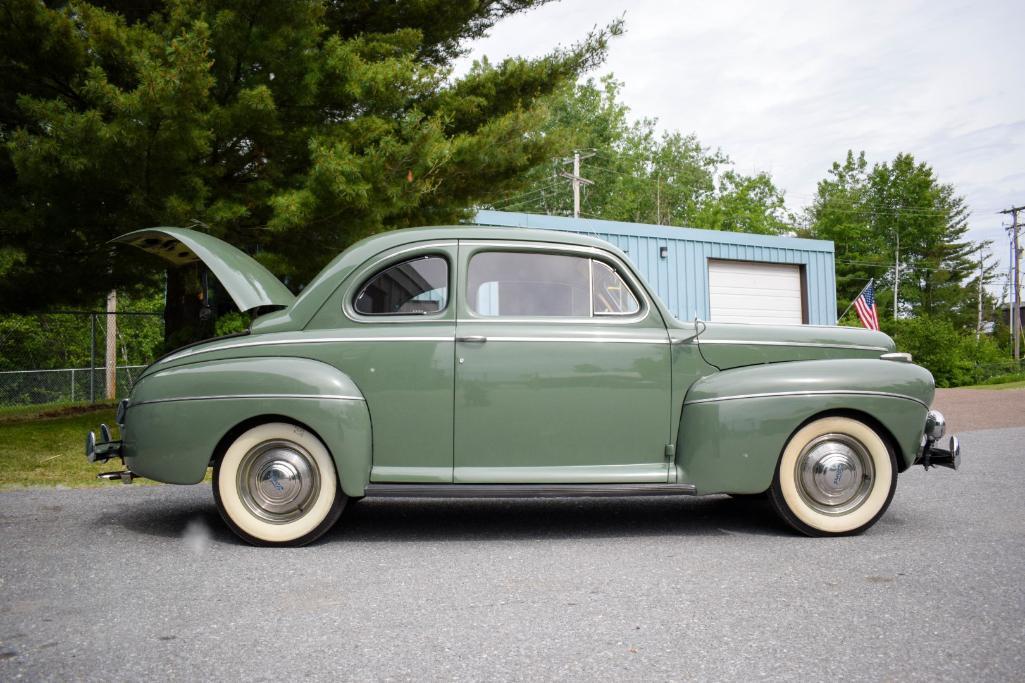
[457,0,1025,291]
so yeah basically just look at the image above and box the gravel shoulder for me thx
[933,387,1025,434]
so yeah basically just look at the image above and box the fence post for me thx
[71,368,75,403]
[89,314,96,403]
[105,291,117,400]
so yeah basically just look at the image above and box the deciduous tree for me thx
[496,76,792,234]
[808,151,982,327]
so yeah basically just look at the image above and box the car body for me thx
[87,225,960,545]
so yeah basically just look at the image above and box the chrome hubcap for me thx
[795,434,874,515]
[237,440,320,524]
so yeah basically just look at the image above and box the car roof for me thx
[251,224,634,334]
[346,224,620,253]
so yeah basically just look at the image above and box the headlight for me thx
[925,410,946,440]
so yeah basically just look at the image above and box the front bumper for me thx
[916,409,961,471]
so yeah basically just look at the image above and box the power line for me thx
[488,178,564,210]
[490,178,562,206]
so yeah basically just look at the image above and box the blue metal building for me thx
[473,210,837,325]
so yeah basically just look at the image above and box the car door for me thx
[453,240,672,483]
[305,241,458,483]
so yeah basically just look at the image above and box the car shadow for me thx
[116,491,792,546]
[321,495,790,544]
[117,497,238,544]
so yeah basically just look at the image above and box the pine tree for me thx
[0,0,619,343]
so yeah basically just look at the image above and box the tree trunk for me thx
[163,264,214,351]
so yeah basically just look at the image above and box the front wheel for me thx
[770,416,897,537]
[213,422,346,546]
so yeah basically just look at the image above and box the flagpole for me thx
[838,278,873,323]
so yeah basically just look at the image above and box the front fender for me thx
[677,359,934,494]
[123,357,372,497]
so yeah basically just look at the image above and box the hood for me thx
[114,227,295,314]
[693,321,896,370]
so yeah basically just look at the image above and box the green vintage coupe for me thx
[86,226,959,545]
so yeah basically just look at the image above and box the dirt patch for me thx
[0,403,116,426]
[932,388,1025,434]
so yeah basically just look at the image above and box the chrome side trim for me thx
[131,393,365,407]
[698,339,889,352]
[479,336,669,345]
[363,483,697,498]
[164,336,454,361]
[453,317,650,325]
[162,332,676,361]
[684,389,927,407]
[881,352,913,362]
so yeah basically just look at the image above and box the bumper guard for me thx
[85,423,123,465]
[917,410,961,471]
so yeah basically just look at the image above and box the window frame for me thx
[343,246,455,324]
[461,244,649,324]
[589,259,641,317]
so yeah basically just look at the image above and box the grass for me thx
[960,379,1025,390]
[0,402,147,490]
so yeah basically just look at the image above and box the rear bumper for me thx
[85,424,122,464]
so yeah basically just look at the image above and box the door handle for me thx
[456,335,488,343]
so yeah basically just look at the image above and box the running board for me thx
[363,483,697,499]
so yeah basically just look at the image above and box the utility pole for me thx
[892,204,901,320]
[656,170,662,225]
[977,249,984,342]
[894,227,900,320]
[999,204,1024,362]
[560,150,594,219]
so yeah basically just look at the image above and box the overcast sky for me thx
[456,0,1024,298]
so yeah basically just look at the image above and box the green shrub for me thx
[882,315,1013,387]
[214,312,250,336]
[980,372,1025,386]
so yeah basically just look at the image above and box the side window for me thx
[467,251,641,318]
[591,260,640,315]
[469,252,590,317]
[353,256,448,315]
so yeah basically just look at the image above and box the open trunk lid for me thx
[114,227,295,314]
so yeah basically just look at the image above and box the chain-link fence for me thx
[969,358,1025,385]
[0,311,163,407]
[0,366,147,406]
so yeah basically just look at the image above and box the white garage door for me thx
[708,259,804,324]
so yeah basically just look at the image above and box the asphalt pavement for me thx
[1,427,1023,681]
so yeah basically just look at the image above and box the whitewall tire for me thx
[213,422,346,546]
[770,416,897,537]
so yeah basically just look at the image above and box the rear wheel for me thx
[770,416,896,537]
[213,422,345,546]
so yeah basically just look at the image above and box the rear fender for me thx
[123,357,372,497]
[676,359,933,494]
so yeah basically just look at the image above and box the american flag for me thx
[853,279,880,331]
